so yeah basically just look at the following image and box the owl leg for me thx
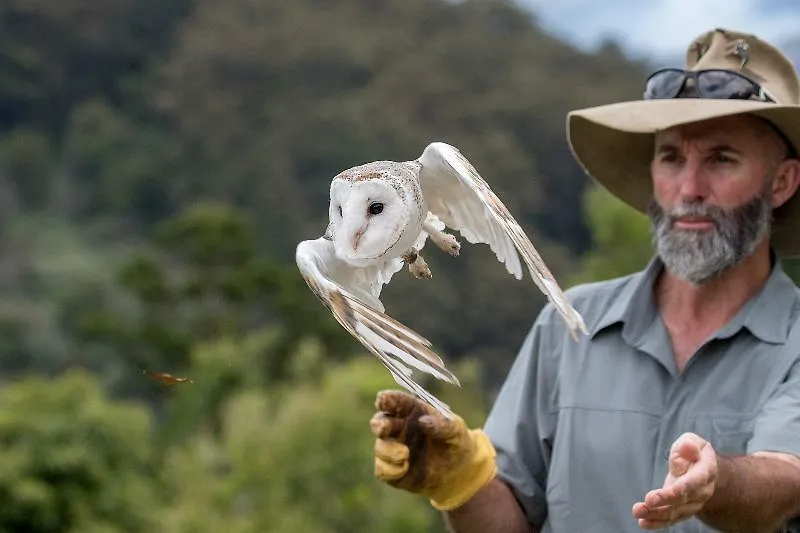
[402,248,432,279]
[422,220,460,257]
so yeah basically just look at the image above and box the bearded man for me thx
[369,28,800,533]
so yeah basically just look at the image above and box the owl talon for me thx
[402,249,432,279]
[410,258,432,279]
[436,232,460,256]
[422,220,460,257]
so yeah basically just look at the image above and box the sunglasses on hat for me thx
[643,68,777,103]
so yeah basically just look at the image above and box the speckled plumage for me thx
[296,142,588,418]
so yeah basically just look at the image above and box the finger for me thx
[635,507,705,529]
[646,467,714,507]
[674,435,703,460]
[374,456,409,482]
[633,501,704,523]
[668,450,694,478]
[638,517,679,530]
[375,390,427,418]
[667,436,704,478]
[698,438,718,472]
[374,438,409,466]
[644,484,690,508]
[418,413,462,442]
[369,412,405,439]
[644,482,687,508]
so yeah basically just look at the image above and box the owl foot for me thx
[402,249,432,279]
[432,231,460,257]
[422,221,460,257]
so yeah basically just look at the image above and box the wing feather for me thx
[417,142,588,339]
[295,237,459,418]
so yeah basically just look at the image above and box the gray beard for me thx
[646,189,773,285]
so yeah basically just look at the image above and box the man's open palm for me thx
[633,432,718,529]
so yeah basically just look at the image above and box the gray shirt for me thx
[483,255,800,532]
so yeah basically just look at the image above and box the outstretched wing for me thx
[295,237,460,418]
[417,142,588,339]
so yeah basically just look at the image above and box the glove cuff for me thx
[428,428,498,511]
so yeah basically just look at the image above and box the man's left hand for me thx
[632,432,718,529]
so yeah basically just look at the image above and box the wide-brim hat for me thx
[566,28,800,258]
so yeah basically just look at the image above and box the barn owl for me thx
[295,142,588,418]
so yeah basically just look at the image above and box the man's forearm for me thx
[698,452,800,532]
[443,477,538,533]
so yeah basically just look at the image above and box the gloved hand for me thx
[369,389,497,511]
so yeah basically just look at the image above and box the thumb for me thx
[669,434,703,476]
[418,414,463,442]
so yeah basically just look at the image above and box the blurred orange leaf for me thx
[143,370,193,385]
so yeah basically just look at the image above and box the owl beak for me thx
[352,228,365,251]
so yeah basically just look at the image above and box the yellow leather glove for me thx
[369,390,497,511]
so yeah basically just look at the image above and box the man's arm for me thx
[443,478,539,533]
[697,451,800,532]
[637,352,800,531]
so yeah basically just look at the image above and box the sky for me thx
[514,0,800,66]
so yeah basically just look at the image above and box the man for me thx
[369,28,800,532]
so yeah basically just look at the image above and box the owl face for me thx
[328,174,410,266]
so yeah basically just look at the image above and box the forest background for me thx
[2,1,800,531]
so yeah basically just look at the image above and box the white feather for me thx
[295,141,588,418]
[295,237,458,419]
[417,142,589,338]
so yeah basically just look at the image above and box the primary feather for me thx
[295,237,459,418]
[295,141,587,418]
[417,142,589,339]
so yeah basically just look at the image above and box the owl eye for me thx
[368,202,384,215]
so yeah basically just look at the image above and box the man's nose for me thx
[676,160,710,201]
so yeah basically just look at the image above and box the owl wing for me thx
[417,142,588,339]
[295,237,459,418]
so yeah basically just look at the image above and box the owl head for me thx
[327,161,417,267]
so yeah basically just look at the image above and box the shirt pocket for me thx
[690,415,755,456]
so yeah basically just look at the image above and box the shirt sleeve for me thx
[748,358,800,456]
[482,305,560,527]
[747,357,800,532]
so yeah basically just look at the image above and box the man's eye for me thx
[712,154,736,164]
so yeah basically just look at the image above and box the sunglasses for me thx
[643,68,797,159]
[643,68,777,103]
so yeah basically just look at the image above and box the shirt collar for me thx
[590,255,661,339]
[590,250,800,345]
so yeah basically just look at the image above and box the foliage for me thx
[155,343,488,533]
[0,0,758,531]
[0,369,158,533]
[0,0,655,370]
[569,184,654,285]
[75,203,355,401]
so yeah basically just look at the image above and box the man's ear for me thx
[771,159,800,209]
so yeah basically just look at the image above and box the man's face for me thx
[647,115,784,285]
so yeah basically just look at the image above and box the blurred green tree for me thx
[75,202,354,400]
[156,345,488,533]
[0,0,657,391]
[569,183,654,285]
[0,369,158,533]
